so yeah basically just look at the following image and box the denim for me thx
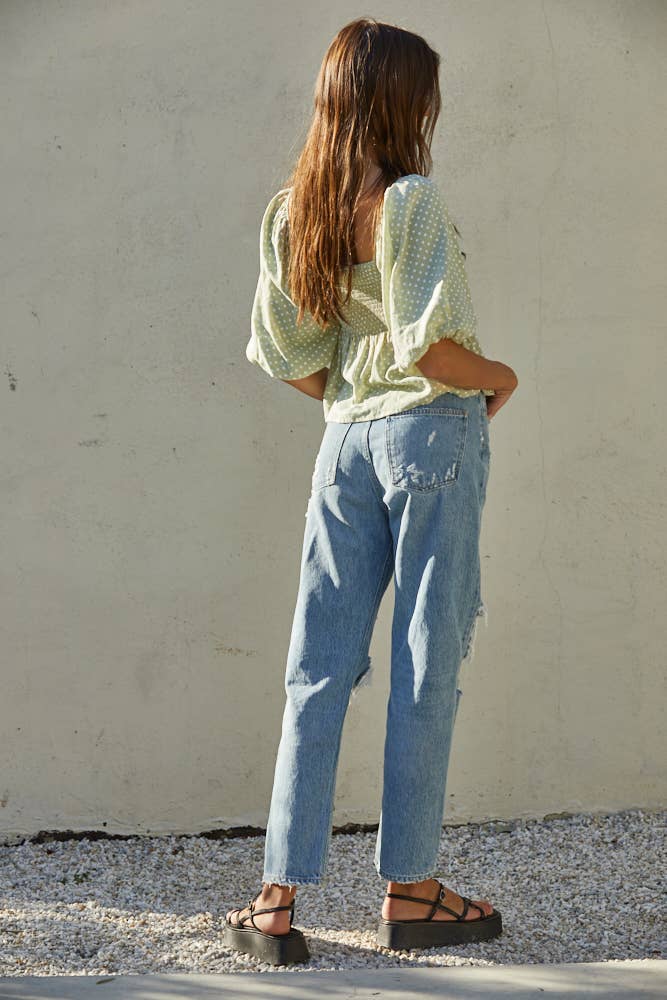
[262,390,491,887]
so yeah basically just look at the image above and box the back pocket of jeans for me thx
[386,407,467,492]
[311,421,353,491]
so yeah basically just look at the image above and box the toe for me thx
[226,906,244,926]
[471,898,493,918]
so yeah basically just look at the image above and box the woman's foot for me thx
[225,882,297,936]
[382,877,494,922]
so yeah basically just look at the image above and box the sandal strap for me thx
[232,889,263,929]
[385,881,478,921]
[229,906,249,928]
[433,881,466,920]
[385,879,442,920]
[249,900,295,915]
[236,890,295,931]
[385,892,440,905]
[461,895,485,919]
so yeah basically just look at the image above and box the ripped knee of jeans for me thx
[349,651,373,705]
[455,600,489,715]
[462,599,488,666]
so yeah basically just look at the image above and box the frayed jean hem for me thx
[262,873,322,887]
[376,867,438,883]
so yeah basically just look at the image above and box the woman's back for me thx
[246,173,489,422]
[349,178,383,264]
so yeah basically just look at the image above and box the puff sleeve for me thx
[380,174,484,373]
[246,189,339,380]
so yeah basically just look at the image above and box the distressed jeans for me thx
[262,390,491,886]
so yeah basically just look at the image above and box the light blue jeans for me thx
[262,390,491,887]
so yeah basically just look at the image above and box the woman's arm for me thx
[281,343,519,413]
[416,339,518,417]
[283,367,328,400]
[416,338,515,391]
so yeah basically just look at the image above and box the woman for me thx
[224,17,518,966]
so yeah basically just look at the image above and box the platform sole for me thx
[377,907,502,951]
[222,919,310,965]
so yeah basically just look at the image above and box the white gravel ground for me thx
[0,808,664,975]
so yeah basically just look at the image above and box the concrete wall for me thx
[1,0,665,842]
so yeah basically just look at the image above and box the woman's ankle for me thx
[263,881,297,897]
[387,876,437,893]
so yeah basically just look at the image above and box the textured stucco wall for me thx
[1,0,665,842]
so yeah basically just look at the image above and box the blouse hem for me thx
[323,381,482,423]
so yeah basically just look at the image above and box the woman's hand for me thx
[484,376,518,420]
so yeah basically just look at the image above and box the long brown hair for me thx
[283,17,442,331]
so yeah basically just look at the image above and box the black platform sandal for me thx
[222,888,310,966]
[377,878,502,951]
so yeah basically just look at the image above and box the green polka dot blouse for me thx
[246,173,492,422]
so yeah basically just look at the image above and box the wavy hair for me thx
[282,17,442,331]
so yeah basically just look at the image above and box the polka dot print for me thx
[245,188,339,382]
[245,174,490,422]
